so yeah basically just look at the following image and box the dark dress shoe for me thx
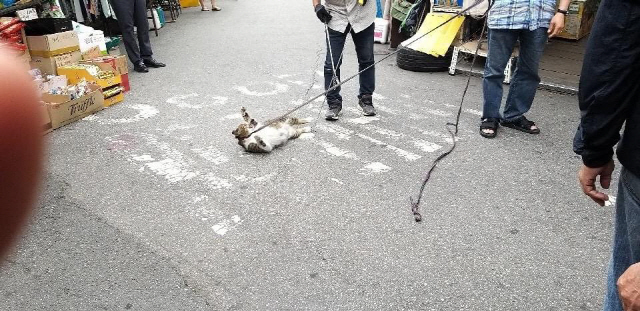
[143,58,166,68]
[134,62,149,73]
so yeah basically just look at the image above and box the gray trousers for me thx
[110,0,153,64]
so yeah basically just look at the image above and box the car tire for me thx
[396,45,453,72]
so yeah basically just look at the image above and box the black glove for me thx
[314,4,332,24]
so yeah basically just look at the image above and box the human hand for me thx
[314,4,332,24]
[619,263,640,311]
[578,160,615,206]
[548,13,566,38]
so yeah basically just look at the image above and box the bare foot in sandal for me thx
[480,118,499,138]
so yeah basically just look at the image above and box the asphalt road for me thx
[0,1,617,310]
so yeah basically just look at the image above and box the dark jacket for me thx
[573,0,640,176]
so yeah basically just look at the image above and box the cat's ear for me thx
[249,119,258,128]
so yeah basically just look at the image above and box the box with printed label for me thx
[557,0,595,40]
[57,66,122,89]
[41,84,104,129]
[30,51,82,75]
[26,31,80,58]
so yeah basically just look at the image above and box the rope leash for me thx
[247,0,485,137]
[411,1,494,222]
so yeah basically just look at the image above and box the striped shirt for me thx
[325,0,377,33]
[488,0,557,30]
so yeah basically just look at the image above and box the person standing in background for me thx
[109,0,166,73]
[479,0,568,138]
[199,0,221,11]
[312,0,378,121]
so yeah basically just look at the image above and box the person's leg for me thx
[199,0,209,10]
[133,0,154,61]
[351,23,375,97]
[503,28,547,122]
[110,0,141,65]
[211,0,220,10]
[604,168,640,311]
[324,27,348,105]
[482,29,518,120]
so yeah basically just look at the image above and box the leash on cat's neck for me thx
[246,0,485,138]
[410,0,494,222]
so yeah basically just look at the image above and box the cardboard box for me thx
[120,73,130,92]
[103,92,125,107]
[81,55,128,75]
[57,66,122,89]
[42,84,104,129]
[30,51,82,75]
[27,31,80,58]
[40,103,53,134]
[77,30,107,55]
[557,0,595,40]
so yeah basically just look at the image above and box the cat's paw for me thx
[255,136,267,147]
[301,117,314,124]
[301,127,312,133]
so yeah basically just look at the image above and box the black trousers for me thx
[110,0,153,64]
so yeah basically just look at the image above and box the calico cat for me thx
[232,107,313,153]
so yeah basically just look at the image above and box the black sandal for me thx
[480,118,499,138]
[501,116,540,134]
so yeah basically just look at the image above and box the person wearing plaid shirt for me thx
[479,0,570,138]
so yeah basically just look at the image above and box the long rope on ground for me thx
[410,1,494,222]
[248,0,485,137]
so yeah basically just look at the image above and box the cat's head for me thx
[232,119,258,139]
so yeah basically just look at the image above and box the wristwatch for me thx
[557,9,568,15]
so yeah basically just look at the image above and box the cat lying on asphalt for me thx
[232,107,312,153]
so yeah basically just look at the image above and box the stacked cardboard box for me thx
[27,31,82,75]
[57,65,124,107]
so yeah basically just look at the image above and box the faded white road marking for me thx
[299,133,315,139]
[192,147,230,165]
[361,162,391,174]
[412,140,443,153]
[356,134,422,161]
[315,123,354,140]
[220,113,242,121]
[425,109,452,117]
[276,74,293,79]
[108,134,233,189]
[331,178,344,185]
[401,94,411,99]
[316,139,358,159]
[419,129,458,143]
[193,195,209,203]
[166,93,228,109]
[374,105,398,115]
[348,116,380,124]
[464,108,483,116]
[234,82,289,97]
[212,215,243,236]
[144,158,199,183]
[287,80,305,86]
[372,93,386,100]
[203,173,232,189]
[86,104,158,124]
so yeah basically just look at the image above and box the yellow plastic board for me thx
[180,0,200,7]
[401,13,465,57]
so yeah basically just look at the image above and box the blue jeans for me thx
[324,23,376,105]
[604,168,640,311]
[482,28,548,121]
